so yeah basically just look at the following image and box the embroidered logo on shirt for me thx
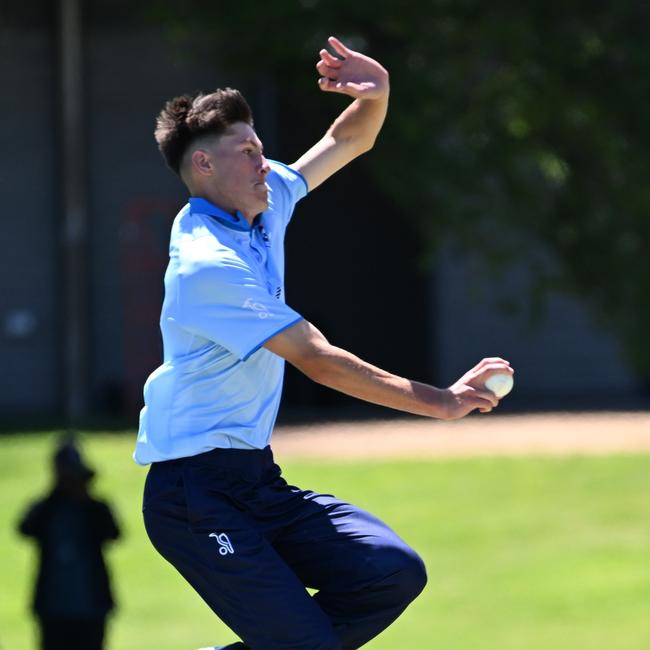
[243,297,271,319]
[209,532,235,555]
[258,224,271,247]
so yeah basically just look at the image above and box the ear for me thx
[191,149,213,176]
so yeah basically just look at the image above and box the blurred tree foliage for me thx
[153,0,650,376]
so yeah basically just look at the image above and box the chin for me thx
[248,189,269,216]
[245,201,268,221]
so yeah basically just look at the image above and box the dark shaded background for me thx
[1,1,648,428]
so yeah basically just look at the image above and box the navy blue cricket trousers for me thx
[143,446,427,649]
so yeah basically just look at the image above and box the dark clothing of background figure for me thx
[39,617,106,650]
[18,489,120,650]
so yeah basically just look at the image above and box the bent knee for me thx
[391,547,428,603]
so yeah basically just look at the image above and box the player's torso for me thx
[160,206,287,359]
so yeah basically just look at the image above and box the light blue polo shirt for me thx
[134,161,308,465]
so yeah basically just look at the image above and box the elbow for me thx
[359,141,375,156]
[356,133,377,155]
[275,321,340,386]
[296,354,331,386]
[291,345,338,387]
[328,128,377,157]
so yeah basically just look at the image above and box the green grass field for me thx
[1,431,649,650]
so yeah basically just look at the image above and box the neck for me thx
[187,186,257,226]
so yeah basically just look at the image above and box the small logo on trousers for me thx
[209,532,234,555]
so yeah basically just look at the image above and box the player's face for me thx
[205,122,271,220]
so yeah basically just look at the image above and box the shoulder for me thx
[87,498,114,516]
[268,160,309,189]
[172,205,220,250]
[29,495,54,512]
[180,233,251,277]
[267,160,309,199]
[170,213,248,276]
[264,161,309,228]
[21,496,49,518]
[176,238,256,303]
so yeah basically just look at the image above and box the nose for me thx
[260,156,271,177]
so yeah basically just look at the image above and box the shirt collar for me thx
[188,197,262,232]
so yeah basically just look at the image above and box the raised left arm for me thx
[292,36,390,191]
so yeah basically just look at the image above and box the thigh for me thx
[272,493,426,648]
[143,461,339,650]
[273,492,419,594]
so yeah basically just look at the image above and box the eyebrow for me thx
[240,137,264,151]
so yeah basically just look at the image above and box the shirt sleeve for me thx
[267,160,309,227]
[174,249,303,361]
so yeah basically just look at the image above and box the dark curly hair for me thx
[154,88,253,175]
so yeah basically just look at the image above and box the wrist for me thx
[434,387,454,420]
[411,382,451,420]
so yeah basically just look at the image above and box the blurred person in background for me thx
[17,436,121,650]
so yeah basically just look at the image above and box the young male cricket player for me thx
[135,36,513,650]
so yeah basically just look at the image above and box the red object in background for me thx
[119,198,178,419]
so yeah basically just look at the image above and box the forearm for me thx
[292,94,389,190]
[297,343,448,419]
[265,320,503,421]
[292,37,390,190]
[327,93,389,152]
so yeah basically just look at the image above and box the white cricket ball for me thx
[484,373,514,399]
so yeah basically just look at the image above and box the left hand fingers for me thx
[316,60,339,81]
[319,48,343,68]
[328,36,350,59]
[318,77,346,94]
